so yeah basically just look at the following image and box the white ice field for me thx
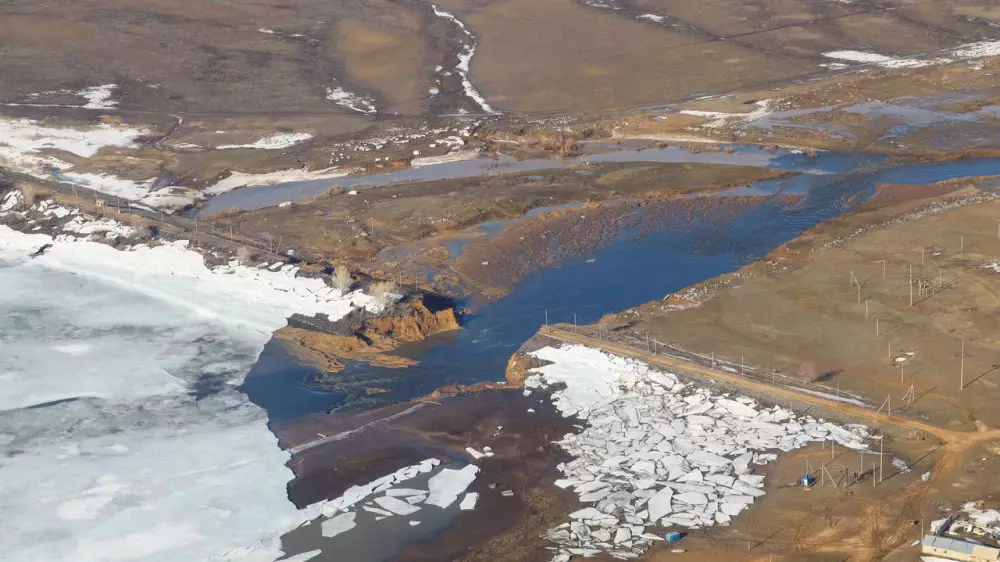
[0,216,370,561]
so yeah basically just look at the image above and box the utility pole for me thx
[865,299,869,318]
[876,317,880,338]
[961,340,965,390]
[909,264,913,307]
[879,435,883,483]
[741,354,745,378]
[882,260,886,277]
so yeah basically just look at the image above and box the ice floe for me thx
[217,132,313,150]
[524,344,871,560]
[288,458,480,547]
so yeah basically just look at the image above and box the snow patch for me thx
[217,132,313,151]
[78,84,118,110]
[326,86,377,115]
[0,117,188,208]
[679,100,774,129]
[205,167,350,195]
[823,51,940,69]
[429,5,496,114]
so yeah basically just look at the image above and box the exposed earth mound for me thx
[276,294,460,373]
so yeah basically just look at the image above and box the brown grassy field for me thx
[622,183,1000,433]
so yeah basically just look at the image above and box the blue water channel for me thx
[240,149,1000,419]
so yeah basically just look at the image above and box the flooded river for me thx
[240,147,1000,417]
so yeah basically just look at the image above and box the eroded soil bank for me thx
[275,293,461,375]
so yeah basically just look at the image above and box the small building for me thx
[922,534,1000,561]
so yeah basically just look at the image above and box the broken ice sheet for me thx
[525,344,872,560]
[373,496,421,516]
[425,464,480,508]
[321,512,357,538]
[459,493,479,510]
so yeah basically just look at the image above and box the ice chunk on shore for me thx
[526,344,872,561]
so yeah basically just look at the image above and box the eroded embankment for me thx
[276,294,461,374]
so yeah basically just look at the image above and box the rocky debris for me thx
[524,344,870,561]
